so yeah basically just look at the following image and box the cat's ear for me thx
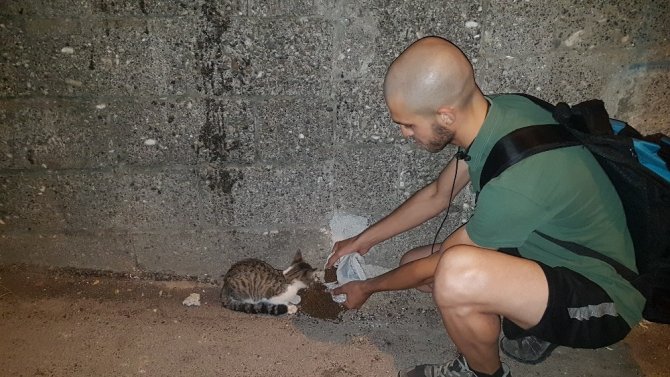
[292,250,303,263]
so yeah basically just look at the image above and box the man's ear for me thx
[437,107,455,126]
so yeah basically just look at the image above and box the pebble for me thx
[60,47,74,54]
[65,79,82,87]
[144,139,157,146]
[182,293,201,307]
[564,30,585,47]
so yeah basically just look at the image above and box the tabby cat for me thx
[220,251,318,315]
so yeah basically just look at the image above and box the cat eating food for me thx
[220,251,317,315]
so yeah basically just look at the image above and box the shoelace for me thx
[429,356,472,377]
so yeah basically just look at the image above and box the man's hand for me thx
[332,280,372,309]
[326,235,371,268]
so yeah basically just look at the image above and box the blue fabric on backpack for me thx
[610,119,670,182]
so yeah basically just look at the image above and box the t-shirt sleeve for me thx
[466,183,553,249]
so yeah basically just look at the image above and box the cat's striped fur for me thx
[220,251,316,315]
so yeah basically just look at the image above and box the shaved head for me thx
[384,36,477,115]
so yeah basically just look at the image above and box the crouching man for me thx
[326,36,644,377]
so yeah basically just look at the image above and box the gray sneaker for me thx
[398,354,512,377]
[500,335,558,364]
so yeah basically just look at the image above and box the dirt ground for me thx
[0,265,668,377]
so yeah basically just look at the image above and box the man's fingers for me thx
[326,251,344,268]
[331,283,347,295]
[324,249,337,268]
[331,282,350,296]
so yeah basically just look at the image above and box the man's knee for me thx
[433,245,489,307]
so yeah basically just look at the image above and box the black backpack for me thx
[480,94,670,324]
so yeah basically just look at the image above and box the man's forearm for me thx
[335,226,479,309]
[364,251,442,293]
[360,186,448,246]
[358,158,469,247]
[362,225,476,294]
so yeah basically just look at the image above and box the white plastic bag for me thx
[324,253,367,303]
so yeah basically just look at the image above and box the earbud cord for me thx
[430,150,461,254]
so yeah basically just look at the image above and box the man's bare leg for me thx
[400,244,439,293]
[432,245,549,374]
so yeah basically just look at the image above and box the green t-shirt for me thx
[465,94,645,327]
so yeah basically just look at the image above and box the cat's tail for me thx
[222,298,289,316]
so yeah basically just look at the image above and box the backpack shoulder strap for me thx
[480,124,581,188]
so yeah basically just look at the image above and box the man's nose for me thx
[400,126,413,138]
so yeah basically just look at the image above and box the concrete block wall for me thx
[1,0,668,277]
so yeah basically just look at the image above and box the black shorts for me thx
[502,262,631,349]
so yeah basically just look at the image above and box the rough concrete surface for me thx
[2,0,669,274]
[1,265,668,377]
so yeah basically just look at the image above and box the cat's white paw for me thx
[287,304,298,314]
[288,295,301,305]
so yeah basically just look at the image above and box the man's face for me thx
[387,99,454,153]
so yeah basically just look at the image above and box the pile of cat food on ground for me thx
[298,267,345,321]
